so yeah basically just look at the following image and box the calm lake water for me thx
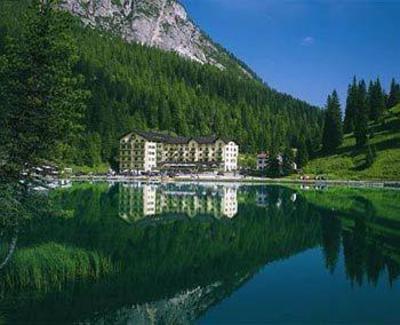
[1,182,400,324]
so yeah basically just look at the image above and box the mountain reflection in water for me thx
[0,183,400,324]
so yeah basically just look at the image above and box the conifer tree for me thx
[283,147,296,175]
[322,90,343,153]
[365,142,377,168]
[354,80,369,148]
[367,80,374,118]
[344,77,357,133]
[296,137,309,168]
[0,0,87,179]
[368,78,386,121]
[387,78,400,109]
[266,154,282,178]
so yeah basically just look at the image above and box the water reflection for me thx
[119,183,239,222]
[0,183,400,323]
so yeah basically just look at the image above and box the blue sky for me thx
[180,0,400,107]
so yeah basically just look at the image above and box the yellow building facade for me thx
[119,130,239,173]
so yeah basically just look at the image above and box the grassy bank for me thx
[305,105,400,180]
[67,163,110,175]
[0,243,115,293]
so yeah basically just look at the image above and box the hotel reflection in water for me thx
[119,183,239,222]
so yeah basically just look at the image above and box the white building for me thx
[120,130,239,173]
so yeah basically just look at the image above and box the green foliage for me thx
[0,183,51,226]
[69,163,110,175]
[0,1,324,168]
[305,105,400,180]
[296,137,309,168]
[365,142,377,168]
[3,183,400,323]
[82,132,103,167]
[345,77,392,147]
[282,147,295,176]
[387,78,400,109]
[0,0,88,179]
[239,154,257,170]
[266,154,282,178]
[353,80,369,148]
[368,78,386,121]
[344,77,358,133]
[300,186,400,283]
[322,90,343,153]
[1,184,322,323]
[312,77,398,180]
[1,243,115,292]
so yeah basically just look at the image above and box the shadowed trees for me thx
[322,90,343,153]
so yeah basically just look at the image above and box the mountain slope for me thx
[60,0,256,78]
[0,0,323,169]
[305,105,400,180]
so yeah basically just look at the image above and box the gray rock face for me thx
[60,0,227,69]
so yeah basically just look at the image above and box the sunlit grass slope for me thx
[305,104,400,180]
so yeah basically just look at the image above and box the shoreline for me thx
[69,175,400,189]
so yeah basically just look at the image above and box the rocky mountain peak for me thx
[60,0,230,70]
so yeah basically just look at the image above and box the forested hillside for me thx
[0,1,323,169]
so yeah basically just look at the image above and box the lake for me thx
[1,182,400,324]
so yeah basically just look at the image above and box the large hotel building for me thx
[119,130,239,173]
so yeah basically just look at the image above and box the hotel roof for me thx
[121,130,235,145]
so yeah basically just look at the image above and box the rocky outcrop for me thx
[60,0,228,69]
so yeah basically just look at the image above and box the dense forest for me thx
[0,1,323,169]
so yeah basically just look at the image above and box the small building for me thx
[119,130,239,173]
[257,152,269,170]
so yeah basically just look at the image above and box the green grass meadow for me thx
[305,105,400,180]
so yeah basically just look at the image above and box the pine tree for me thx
[368,78,386,121]
[0,0,87,179]
[344,77,357,133]
[322,90,343,153]
[365,142,377,168]
[282,147,295,176]
[266,153,282,178]
[354,80,369,148]
[387,78,400,109]
[296,137,309,168]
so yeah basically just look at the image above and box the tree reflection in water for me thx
[0,183,399,323]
